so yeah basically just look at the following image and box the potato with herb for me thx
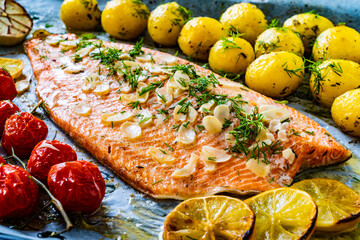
[245,51,304,98]
[313,25,360,62]
[220,3,267,45]
[283,12,334,54]
[332,89,360,137]
[178,17,225,61]
[60,0,101,30]
[254,27,304,58]
[208,37,255,74]
[148,2,191,46]
[101,0,150,40]
[309,59,360,108]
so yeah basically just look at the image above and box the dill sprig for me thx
[256,39,280,53]
[138,81,164,96]
[283,59,305,78]
[267,19,280,29]
[308,59,326,95]
[221,37,242,52]
[129,38,145,57]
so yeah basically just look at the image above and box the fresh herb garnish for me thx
[129,38,144,57]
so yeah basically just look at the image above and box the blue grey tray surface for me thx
[0,0,360,239]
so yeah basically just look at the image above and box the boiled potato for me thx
[283,12,334,54]
[332,89,360,137]
[313,25,360,62]
[309,59,360,108]
[208,37,255,74]
[178,17,225,61]
[148,2,191,46]
[245,51,304,98]
[60,0,101,30]
[220,3,267,45]
[254,27,304,57]
[102,0,150,40]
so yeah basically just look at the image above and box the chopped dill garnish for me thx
[138,81,164,96]
[267,18,280,29]
[129,38,144,57]
[164,142,174,152]
[303,129,315,135]
[128,101,142,109]
[152,179,164,185]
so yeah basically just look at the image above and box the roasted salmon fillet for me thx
[24,34,351,199]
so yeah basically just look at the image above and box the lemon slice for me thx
[0,58,24,79]
[164,195,255,240]
[244,188,317,240]
[0,0,33,46]
[292,178,360,232]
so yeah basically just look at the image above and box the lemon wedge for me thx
[0,58,24,79]
[244,188,317,240]
[0,0,32,46]
[164,195,255,239]
[292,178,360,232]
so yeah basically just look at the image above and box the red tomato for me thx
[0,69,17,101]
[48,160,105,214]
[1,112,48,158]
[28,140,77,182]
[0,164,39,219]
[0,100,19,136]
[0,156,5,165]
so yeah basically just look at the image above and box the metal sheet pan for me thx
[0,0,360,239]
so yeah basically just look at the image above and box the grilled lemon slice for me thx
[0,57,24,79]
[244,188,317,240]
[164,195,255,240]
[0,0,33,46]
[292,178,360,232]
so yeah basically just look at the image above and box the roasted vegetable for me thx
[0,69,17,101]
[0,100,19,136]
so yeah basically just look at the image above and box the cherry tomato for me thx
[0,100,19,136]
[0,163,39,219]
[1,112,48,158]
[28,140,77,182]
[0,156,5,165]
[0,69,17,101]
[48,160,105,214]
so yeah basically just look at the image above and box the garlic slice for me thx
[93,82,111,96]
[72,102,92,116]
[173,105,187,122]
[119,53,131,60]
[120,93,136,103]
[136,54,152,62]
[172,154,198,178]
[278,130,288,142]
[200,100,215,114]
[75,46,94,58]
[122,60,141,70]
[268,119,281,132]
[147,146,175,165]
[60,40,78,50]
[136,82,149,103]
[166,79,184,98]
[173,70,190,90]
[261,107,290,123]
[282,148,295,164]
[225,132,236,147]
[154,54,177,64]
[156,86,172,105]
[178,124,196,145]
[249,127,274,150]
[137,109,153,126]
[187,106,198,123]
[46,35,63,46]
[64,65,85,74]
[214,104,230,124]
[15,80,30,94]
[246,158,270,178]
[203,116,222,134]
[120,121,142,139]
[101,111,133,126]
[259,105,278,113]
[200,146,231,163]
[155,113,167,126]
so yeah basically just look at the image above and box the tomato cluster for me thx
[28,140,77,182]
[0,69,17,101]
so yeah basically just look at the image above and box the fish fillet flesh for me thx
[24,34,351,199]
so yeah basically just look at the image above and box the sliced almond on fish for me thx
[203,116,222,134]
[200,100,215,114]
[122,60,141,70]
[178,124,196,145]
[137,109,153,126]
[136,82,149,103]
[173,70,190,90]
[64,65,85,74]
[200,146,231,163]
[187,106,198,123]
[45,35,64,46]
[225,132,236,147]
[120,121,142,139]
[93,82,111,96]
[136,54,152,62]
[156,86,172,105]
[154,54,177,64]
[214,104,230,124]
[261,107,290,123]
[101,111,133,126]
[75,46,94,58]
[173,105,187,122]
[172,154,198,178]
[147,146,175,165]
[282,148,296,164]
[72,102,92,117]
[60,40,78,50]
[0,0,32,46]
[15,79,30,94]
[246,158,270,178]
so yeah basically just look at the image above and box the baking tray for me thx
[0,0,360,239]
